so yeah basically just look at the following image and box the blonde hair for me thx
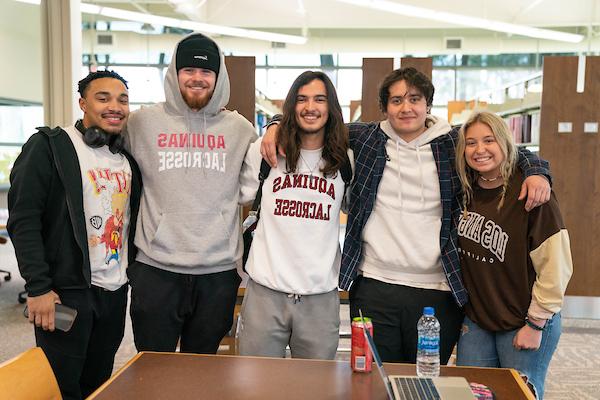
[456,110,517,217]
[111,192,128,214]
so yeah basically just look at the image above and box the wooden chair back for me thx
[0,347,62,400]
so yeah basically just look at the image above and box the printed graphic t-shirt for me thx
[457,171,564,331]
[66,126,132,291]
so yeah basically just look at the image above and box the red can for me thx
[351,317,373,372]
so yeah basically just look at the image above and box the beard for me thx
[182,90,213,111]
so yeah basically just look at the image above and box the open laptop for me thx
[358,310,475,400]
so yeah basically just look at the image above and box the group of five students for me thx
[8,33,571,400]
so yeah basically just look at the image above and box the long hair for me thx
[277,71,348,177]
[456,110,518,217]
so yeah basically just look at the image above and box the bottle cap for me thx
[423,307,435,316]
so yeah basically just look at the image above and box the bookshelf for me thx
[450,92,541,151]
[539,55,600,296]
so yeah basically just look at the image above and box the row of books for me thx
[503,111,540,145]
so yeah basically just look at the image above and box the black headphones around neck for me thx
[75,119,124,154]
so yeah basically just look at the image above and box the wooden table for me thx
[88,352,534,400]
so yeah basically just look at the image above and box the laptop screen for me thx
[358,309,395,400]
[357,309,474,400]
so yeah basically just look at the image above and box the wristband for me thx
[525,316,544,331]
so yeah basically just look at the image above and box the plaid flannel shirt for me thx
[339,122,550,308]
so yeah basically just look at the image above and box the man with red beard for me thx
[124,34,256,354]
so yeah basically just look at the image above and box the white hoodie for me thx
[360,115,451,290]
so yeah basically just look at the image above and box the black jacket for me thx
[7,126,142,297]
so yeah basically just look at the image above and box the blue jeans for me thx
[456,314,561,399]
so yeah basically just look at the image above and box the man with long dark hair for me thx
[238,71,350,359]
[261,67,552,365]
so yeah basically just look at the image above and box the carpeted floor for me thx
[1,239,599,399]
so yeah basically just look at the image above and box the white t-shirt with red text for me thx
[239,138,345,295]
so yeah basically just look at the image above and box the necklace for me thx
[478,174,502,182]
[299,152,322,182]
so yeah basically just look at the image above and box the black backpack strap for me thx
[36,126,52,136]
[340,151,353,190]
[250,159,272,214]
[36,126,62,138]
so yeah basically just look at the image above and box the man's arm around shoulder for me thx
[516,147,552,211]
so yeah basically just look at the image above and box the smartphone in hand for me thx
[23,303,78,332]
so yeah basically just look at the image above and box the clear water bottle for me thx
[416,306,440,377]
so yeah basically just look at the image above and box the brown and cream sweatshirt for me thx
[457,171,573,332]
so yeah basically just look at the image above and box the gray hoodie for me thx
[126,33,256,274]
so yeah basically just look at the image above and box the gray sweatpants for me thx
[238,279,340,360]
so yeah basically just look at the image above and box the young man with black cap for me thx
[125,33,257,354]
[8,70,142,400]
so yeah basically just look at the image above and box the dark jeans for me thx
[35,284,128,400]
[128,261,241,353]
[349,276,463,364]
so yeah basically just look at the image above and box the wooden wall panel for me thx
[448,100,467,122]
[360,58,433,122]
[361,58,393,122]
[400,57,433,80]
[539,56,600,296]
[224,56,255,125]
[349,100,361,122]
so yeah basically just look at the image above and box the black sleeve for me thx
[7,133,55,296]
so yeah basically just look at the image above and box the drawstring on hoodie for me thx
[415,146,425,206]
[202,111,208,178]
[183,109,209,177]
[395,140,426,208]
[287,293,302,304]
[185,113,191,174]
[396,141,404,207]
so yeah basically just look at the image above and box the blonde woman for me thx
[454,111,573,399]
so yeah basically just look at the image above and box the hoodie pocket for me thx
[150,211,232,260]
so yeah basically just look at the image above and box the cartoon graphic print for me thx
[87,168,130,269]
